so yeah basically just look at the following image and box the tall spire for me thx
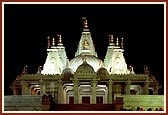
[75,17,97,57]
[121,37,124,49]
[82,17,89,31]
[47,36,50,49]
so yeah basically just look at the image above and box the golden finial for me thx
[109,35,114,44]
[83,17,88,28]
[82,17,88,30]
[52,37,55,46]
[47,36,50,49]
[121,37,124,49]
[116,37,119,46]
[83,40,89,49]
[57,34,62,44]
[84,19,88,28]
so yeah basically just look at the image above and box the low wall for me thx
[114,94,164,110]
[4,95,42,111]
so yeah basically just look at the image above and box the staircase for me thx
[54,104,115,111]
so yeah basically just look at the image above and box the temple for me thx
[7,17,163,111]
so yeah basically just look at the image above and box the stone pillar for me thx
[58,79,63,104]
[21,81,29,95]
[12,86,18,95]
[144,79,150,95]
[39,79,44,96]
[13,88,17,95]
[54,82,58,103]
[29,86,32,95]
[73,78,79,104]
[39,79,47,95]
[46,83,50,93]
[125,79,131,95]
[108,79,113,104]
[91,79,97,104]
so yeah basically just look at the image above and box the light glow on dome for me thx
[70,55,102,72]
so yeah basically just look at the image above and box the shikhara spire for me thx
[75,17,97,57]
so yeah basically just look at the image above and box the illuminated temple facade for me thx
[10,17,161,105]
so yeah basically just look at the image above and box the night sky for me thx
[4,3,164,95]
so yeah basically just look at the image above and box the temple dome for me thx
[96,67,109,75]
[76,61,94,73]
[62,67,74,75]
[69,55,103,72]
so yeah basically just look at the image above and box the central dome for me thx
[69,55,103,72]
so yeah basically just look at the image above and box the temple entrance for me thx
[69,97,74,104]
[96,96,103,104]
[82,97,90,104]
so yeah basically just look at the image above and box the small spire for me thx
[57,34,62,44]
[22,65,28,74]
[47,36,50,49]
[144,65,147,71]
[82,17,89,31]
[52,37,55,46]
[99,60,103,67]
[129,65,134,74]
[121,37,124,49]
[144,65,149,75]
[129,65,132,71]
[116,37,119,46]
[37,66,42,74]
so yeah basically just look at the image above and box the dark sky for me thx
[4,4,164,95]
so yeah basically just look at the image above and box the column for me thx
[54,82,58,103]
[91,79,97,104]
[125,79,131,95]
[73,78,79,104]
[12,86,17,95]
[144,79,150,95]
[13,88,17,95]
[46,83,50,93]
[108,79,113,104]
[39,79,47,95]
[39,79,44,95]
[21,81,29,95]
[58,79,63,104]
